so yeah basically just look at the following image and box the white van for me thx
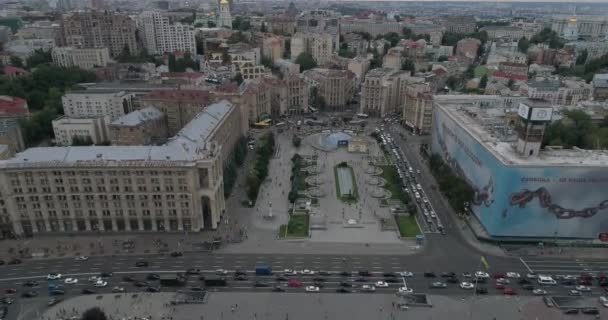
[537,275,557,286]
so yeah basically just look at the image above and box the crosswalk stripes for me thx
[521,257,608,274]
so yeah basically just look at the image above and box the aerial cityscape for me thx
[0,0,607,319]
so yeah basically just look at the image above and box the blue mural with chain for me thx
[431,108,608,240]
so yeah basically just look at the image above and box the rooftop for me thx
[435,95,608,167]
[0,96,29,116]
[141,89,211,104]
[592,73,608,88]
[1,100,234,169]
[110,107,164,127]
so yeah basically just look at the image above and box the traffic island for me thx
[334,162,358,203]
[278,213,310,239]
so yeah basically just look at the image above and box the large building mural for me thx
[431,107,608,240]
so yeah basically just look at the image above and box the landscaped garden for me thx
[278,214,310,238]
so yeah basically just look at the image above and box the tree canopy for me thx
[26,49,52,69]
[442,31,488,46]
[517,37,530,54]
[401,59,415,73]
[530,28,564,49]
[543,110,608,149]
[295,52,317,72]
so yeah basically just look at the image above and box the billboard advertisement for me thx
[432,108,608,239]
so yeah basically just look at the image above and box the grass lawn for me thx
[474,66,489,78]
[278,214,309,238]
[334,165,358,203]
[395,214,421,238]
[380,165,410,204]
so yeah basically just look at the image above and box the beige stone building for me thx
[302,68,356,111]
[139,90,213,136]
[261,35,285,63]
[0,101,242,236]
[52,47,111,70]
[62,91,136,121]
[59,11,138,58]
[284,74,309,115]
[360,68,415,117]
[109,107,168,146]
[347,56,371,86]
[240,79,272,122]
[52,116,111,146]
[290,32,333,65]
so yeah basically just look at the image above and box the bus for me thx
[356,113,369,119]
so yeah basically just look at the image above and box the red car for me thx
[503,287,517,295]
[493,272,506,279]
[578,278,592,286]
[495,283,505,290]
[288,279,302,288]
[5,288,17,294]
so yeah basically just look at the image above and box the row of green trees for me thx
[245,132,275,203]
[429,154,474,215]
[288,153,306,203]
[223,137,248,196]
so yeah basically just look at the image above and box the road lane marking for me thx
[520,258,533,273]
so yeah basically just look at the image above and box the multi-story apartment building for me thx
[444,16,476,34]
[296,10,340,51]
[138,11,196,55]
[109,107,168,146]
[139,90,212,136]
[348,56,371,87]
[303,68,356,111]
[62,91,136,121]
[290,32,333,65]
[240,79,272,122]
[0,100,241,236]
[274,59,300,76]
[480,26,527,40]
[339,17,402,37]
[261,35,284,63]
[343,33,369,56]
[51,47,111,70]
[592,73,608,101]
[52,116,110,146]
[360,68,415,117]
[59,11,138,57]
[520,78,592,106]
[382,46,404,70]
[265,15,295,36]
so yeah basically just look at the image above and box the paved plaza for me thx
[39,292,602,320]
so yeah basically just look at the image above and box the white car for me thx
[397,271,414,277]
[375,281,389,288]
[94,280,108,287]
[361,285,376,292]
[398,287,413,294]
[599,296,608,308]
[47,273,62,280]
[88,276,100,282]
[496,278,510,284]
[533,289,547,295]
[575,285,591,292]
[215,269,228,275]
[563,275,577,280]
[64,278,78,284]
[460,282,475,289]
[506,272,521,279]
[112,286,125,293]
[74,256,89,261]
[305,286,320,292]
[283,269,297,276]
[474,271,490,279]
[301,269,315,275]
[526,273,538,279]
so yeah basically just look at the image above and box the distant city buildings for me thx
[138,11,196,55]
[360,68,419,117]
[0,96,28,154]
[291,32,333,65]
[62,91,136,121]
[302,68,356,111]
[59,11,138,57]
[109,107,168,146]
[52,116,110,146]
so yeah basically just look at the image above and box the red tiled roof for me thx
[0,96,28,115]
[492,72,527,81]
[141,90,211,103]
[3,66,30,76]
